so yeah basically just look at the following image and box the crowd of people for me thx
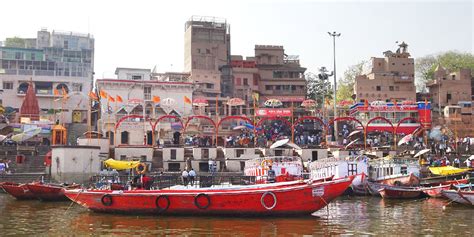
[184,135,214,147]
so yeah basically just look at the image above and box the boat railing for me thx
[89,174,265,189]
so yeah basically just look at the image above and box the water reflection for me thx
[0,195,472,236]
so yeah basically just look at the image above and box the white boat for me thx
[244,156,304,184]
[309,155,369,194]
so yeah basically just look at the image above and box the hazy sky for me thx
[1,0,472,81]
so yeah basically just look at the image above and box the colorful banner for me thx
[256,108,292,117]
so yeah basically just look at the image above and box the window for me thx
[206,84,214,89]
[72,83,82,92]
[206,49,210,54]
[389,86,394,91]
[132,75,142,80]
[253,77,258,86]
[376,86,381,91]
[236,149,244,158]
[447,93,452,101]
[291,85,296,91]
[64,40,68,49]
[15,52,22,59]
[452,75,456,80]
[265,85,272,90]
[236,78,241,85]
[144,86,151,100]
[275,85,281,90]
[3,82,13,90]
[243,78,248,86]
[170,149,177,160]
[395,86,399,91]
[121,131,129,144]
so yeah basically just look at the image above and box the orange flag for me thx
[152,96,161,103]
[392,99,397,108]
[108,95,115,102]
[364,99,369,108]
[99,89,108,98]
[184,96,191,104]
[116,95,123,103]
[53,88,59,96]
[88,91,99,101]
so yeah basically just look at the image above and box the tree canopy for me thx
[336,61,367,102]
[306,72,332,109]
[415,51,474,91]
[4,37,26,48]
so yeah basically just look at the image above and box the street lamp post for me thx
[318,67,333,118]
[328,31,341,142]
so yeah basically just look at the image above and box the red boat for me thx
[26,183,81,201]
[65,177,353,216]
[379,186,423,199]
[420,184,452,198]
[2,183,36,200]
[377,173,420,186]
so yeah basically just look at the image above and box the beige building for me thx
[254,45,307,107]
[426,66,472,114]
[354,42,416,103]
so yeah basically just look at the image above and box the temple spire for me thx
[19,79,40,122]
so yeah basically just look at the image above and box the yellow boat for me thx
[428,166,470,176]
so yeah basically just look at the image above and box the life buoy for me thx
[194,193,210,209]
[155,195,170,212]
[260,191,277,210]
[101,194,113,206]
[260,159,273,170]
[135,163,147,174]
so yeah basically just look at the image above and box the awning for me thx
[429,166,470,176]
[264,96,305,102]
[103,158,140,170]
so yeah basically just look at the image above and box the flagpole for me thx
[88,96,92,144]
[291,101,294,143]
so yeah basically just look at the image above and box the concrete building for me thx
[426,66,472,115]
[184,16,230,102]
[254,45,307,107]
[354,42,416,103]
[0,29,94,126]
[96,68,194,148]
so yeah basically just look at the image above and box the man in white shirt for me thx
[181,169,189,186]
[188,168,196,186]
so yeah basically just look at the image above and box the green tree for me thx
[306,72,332,109]
[5,37,26,48]
[415,51,474,91]
[337,61,367,102]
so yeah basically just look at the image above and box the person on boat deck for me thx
[182,169,189,186]
[454,157,460,168]
[267,166,276,183]
[141,174,152,190]
[188,168,196,186]
[132,174,141,189]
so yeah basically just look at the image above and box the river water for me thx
[0,194,472,236]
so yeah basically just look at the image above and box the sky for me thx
[0,0,472,82]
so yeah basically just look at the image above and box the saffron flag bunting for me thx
[88,91,99,101]
[100,90,108,99]
[152,96,161,103]
[108,95,115,102]
[53,89,59,96]
[116,95,123,103]
[184,96,191,104]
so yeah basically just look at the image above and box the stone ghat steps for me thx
[1,154,47,174]
[0,173,51,184]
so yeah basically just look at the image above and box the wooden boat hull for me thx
[421,174,469,186]
[65,177,353,216]
[458,191,474,205]
[441,190,470,205]
[26,183,80,201]
[379,187,423,199]
[421,184,452,198]
[2,183,36,200]
[377,173,420,186]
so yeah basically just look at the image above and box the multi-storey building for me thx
[254,45,307,107]
[426,66,472,115]
[354,42,416,103]
[0,28,94,124]
[96,68,194,146]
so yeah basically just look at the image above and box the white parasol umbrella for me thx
[233,125,246,130]
[398,134,413,146]
[270,138,290,149]
[286,141,302,150]
[348,130,362,138]
[0,134,7,142]
[11,127,42,142]
[414,148,431,158]
[345,138,360,149]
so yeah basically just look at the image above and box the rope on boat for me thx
[64,189,84,214]
[318,196,330,219]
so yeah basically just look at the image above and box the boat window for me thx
[401,166,407,175]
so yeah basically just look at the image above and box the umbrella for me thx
[0,135,7,142]
[233,125,246,130]
[226,98,245,106]
[414,148,431,158]
[11,127,42,142]
[398,134,413,146]
[286,141,302,150]
[348,130,362,137]
[345,138,360,149]
[301,99,316,108]
[370,100,387,108]
[128,98,144,104]
[270,138,290,149]
[193,98,209,107]
[264,99,283,108]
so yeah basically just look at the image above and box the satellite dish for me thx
[270,138,290,149]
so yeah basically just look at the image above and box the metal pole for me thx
[328,32,341,142]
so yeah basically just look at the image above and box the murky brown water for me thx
[0,194,472,236]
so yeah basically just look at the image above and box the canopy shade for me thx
[103,158,140,170]
[227,98,245,106]
[193,98,209,107]
[428,166,470,176]
[301,99,316,108]
[264,99,282,108]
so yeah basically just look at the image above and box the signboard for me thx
[255,108,292,117]
[358,105,418,112]
[312,186,325,197]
